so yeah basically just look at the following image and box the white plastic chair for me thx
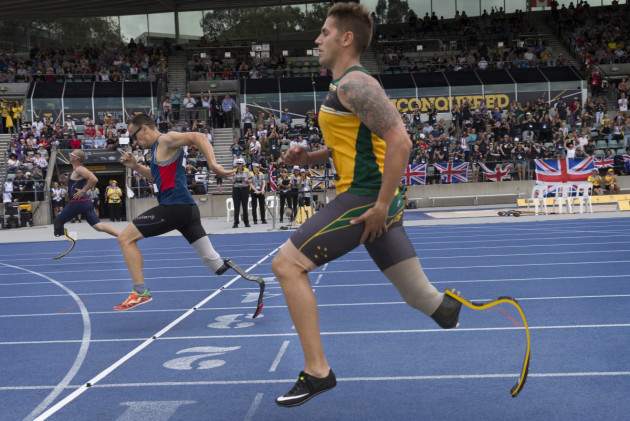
[525,185,548,215]
[552,183,574,214]
[575,182,594,214]
[265,195,277,219]
[225,198,234,222]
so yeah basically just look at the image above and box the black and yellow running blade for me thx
[445,289,531,398]
[52,229,76,260]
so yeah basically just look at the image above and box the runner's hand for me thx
[215,166,234,179]
[350,203,388,245]
[119,152,135,168]
[283,146,307,166]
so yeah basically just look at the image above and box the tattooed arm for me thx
[337,70,412,244]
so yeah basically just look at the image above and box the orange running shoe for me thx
[114,290,152,311]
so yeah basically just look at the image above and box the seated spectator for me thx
[605,168,621,194]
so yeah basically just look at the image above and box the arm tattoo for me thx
[339,78,400,139]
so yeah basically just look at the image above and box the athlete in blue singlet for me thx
[114,113,244,311]
[53,149,119,238]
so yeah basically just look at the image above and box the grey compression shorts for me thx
[288,190,417,271]
[133,204,207,244]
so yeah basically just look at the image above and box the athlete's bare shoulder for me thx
[337,69,401,139]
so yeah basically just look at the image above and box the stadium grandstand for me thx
[1,0,630,226]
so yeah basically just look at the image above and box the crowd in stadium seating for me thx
[0,39,169,83]
[186,52,329,81]
[558,0,630,67]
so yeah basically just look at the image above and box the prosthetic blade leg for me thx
[223,258,265,318]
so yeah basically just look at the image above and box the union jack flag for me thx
[433,162,469,183]
[268,168,278,191]
[535,158,594,194]
[593,155,615,168]
[479,163,511,182]
[401,164,426,185]
[309,169,336,190]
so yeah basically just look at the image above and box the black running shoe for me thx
[431,289,462,329]
[276,370,337,407]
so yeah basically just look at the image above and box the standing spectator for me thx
[242,107,254,132]
[618,92,628,119]
[211,94,223,128]
[229,158,251,228]
[248,135,261,164]
[50,181,68,218]
[106,179,123,221]
[87,185,101,217]
[183,92,196,125]
[590,68,602,97]
[3,179,13,204]
[277,168,293,223]
[297,168,313,210]
[170,89,181,121]
[222,93,238,128]
[12,170,28,202]
[249,163,267,224]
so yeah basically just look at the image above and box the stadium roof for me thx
[1,0,325,20]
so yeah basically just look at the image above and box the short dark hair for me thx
[130,113,156,130]
[327,2,372,54]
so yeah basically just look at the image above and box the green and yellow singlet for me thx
[319,66,387,196]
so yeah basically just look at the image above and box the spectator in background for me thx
[280,108,293,129]
[618,92,628,119]
[248,135,261,165]
[85,185,99,216]
[588,169,604,196]
[183,92,196,125]
[229,158,252,228]
[222,93,238,128]
[211,94,223,128]
[249,162,267,224]
[170,88,181,121]
[7,153,18,172]
[106,179,123,221]
[50,181,68,218]
[242,107,254,132]
[116,117,128,132]
[605,168,620,194]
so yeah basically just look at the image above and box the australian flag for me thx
[401,164,426,185]
[433,162,469,183]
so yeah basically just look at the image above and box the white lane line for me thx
[314,262,328,285]
[4,322,630,347]
[32,246,280,421]
[2,269,628,290]
[269,341,290,372]
[3,291,630,320]
[243,393,263,421]
[5,371,630,392]
[3,257,626,279]
[0,264,92,421]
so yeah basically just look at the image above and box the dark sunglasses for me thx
[129,126,142,142]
